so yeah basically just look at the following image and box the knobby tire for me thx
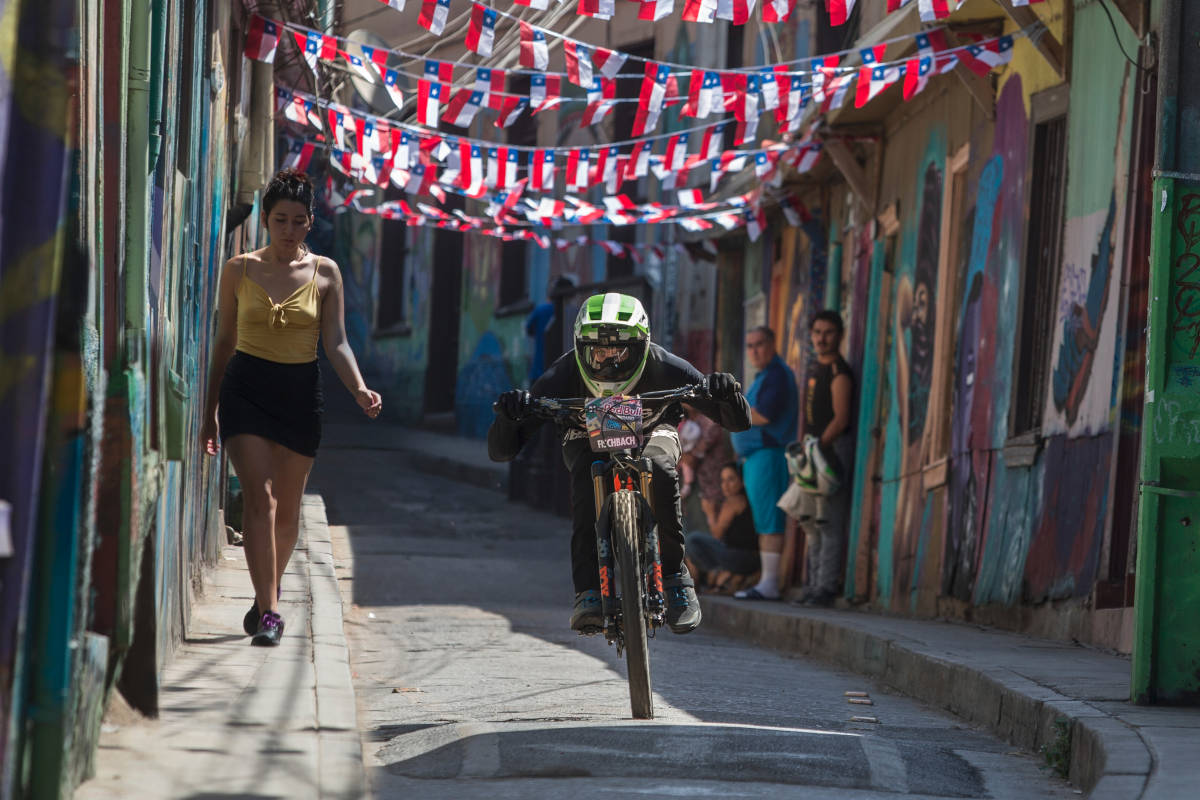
[613,490,653,719]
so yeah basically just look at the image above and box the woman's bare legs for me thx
[226,435,279,614]
[225,435,314,615]
[270,448,315,596]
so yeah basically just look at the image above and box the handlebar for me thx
[492,382,715,423]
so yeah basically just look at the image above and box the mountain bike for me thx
[524,383,709,719]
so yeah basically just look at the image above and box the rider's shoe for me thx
[570,589,604,633]
[664,567,702,634]
[250,611,285,646]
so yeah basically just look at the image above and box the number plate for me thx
[585,395,644,452]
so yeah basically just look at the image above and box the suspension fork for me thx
[591,461,616,621]
[638,458,665,618]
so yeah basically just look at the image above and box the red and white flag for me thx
[294,31,336,78]
[682,0,718,21]
[1010,0,1046,5]
[416,60,451,125]
[465,4,499,57]
[854,60,900,108]
[564,42,593,88]
[917,0,958,21]
[443,89,486,127]
[380,68,406,112]
[681,70,720,118]
[663,133,689,173]
[792,142,821,173]
[566,149,591,192]
[378,0,406,10]
[530,74,562,114]
[457,143,486,196]
[244,16,279,62]
[826,0,856,25]
[967,35,1015,70]
[625,141,651,183]
[638,0,675,21]
[775,70,804,127]
[762,0,794,22]
[631,63,670,137]
[592,47,628,79]
[531,150,556,191]
[326,108,347,148]
[903,57,933,100]
[355,118,381,157]
[493,97,526,128]
[513,0,550,8]
[592,146,620,192]
[810,55,839,105]
[340,50,377,84]
[819,70,855,113]
[677,188,703,208]
[715,0,756,24]
[282,139,316,172]
[519,22,550,70]
[419,0,452,34]
[887,0,913,10]
[700,122,726,161]
[473,67,505,109]
[581,78,617,125]
[487,148,519,189]
[758,68,779,111]
[578,0,615,18]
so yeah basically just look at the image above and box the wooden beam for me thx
[822,137,876,216]
[999,3,1066,78]
[954,67,995,120]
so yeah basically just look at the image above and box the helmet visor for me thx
[576,337,646,385]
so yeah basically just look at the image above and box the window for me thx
[1011,88,1069,438]
[375,186,409,333]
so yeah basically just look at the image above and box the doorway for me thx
[423,194,464,413]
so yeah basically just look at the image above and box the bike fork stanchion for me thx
[592,461,616,627]
[638,463,665,623]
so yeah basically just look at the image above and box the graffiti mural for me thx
[883,150,944,603]
[944,154,1003,600]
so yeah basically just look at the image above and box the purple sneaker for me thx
[251,611,285,646]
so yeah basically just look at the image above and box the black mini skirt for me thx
[218,351,323,457]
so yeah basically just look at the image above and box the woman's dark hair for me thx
[720,462,744,486]
[262,168,316,219]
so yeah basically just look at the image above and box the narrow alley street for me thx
[312,427,1074,799]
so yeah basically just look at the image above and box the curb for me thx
[699,596,1152,798]
[302,495,369,800]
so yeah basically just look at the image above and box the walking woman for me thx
[201,169,381,646]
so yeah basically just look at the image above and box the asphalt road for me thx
[311,440,1076,800]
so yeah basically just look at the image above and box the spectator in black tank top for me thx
[685,463,761,594]
[797,310,856,608]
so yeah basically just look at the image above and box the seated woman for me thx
[685,463,760,594]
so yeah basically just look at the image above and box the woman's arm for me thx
[708,498,742,540]
[200,257,242,454]
[319,257,382,417]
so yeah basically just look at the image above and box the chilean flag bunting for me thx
[244,16,279,62]
[465,4,498,57]
[418,0,452,35]
[519,22,550,70]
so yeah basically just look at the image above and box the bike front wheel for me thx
[613,489,653,719]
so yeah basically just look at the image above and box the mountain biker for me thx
[488,292,751,635]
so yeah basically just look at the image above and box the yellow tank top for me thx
[235,254,322,363]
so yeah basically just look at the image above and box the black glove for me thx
[705,372,741,402]
[495,389,532,422]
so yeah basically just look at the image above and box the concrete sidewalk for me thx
[379,422,1200,800]
[76,496,365,800]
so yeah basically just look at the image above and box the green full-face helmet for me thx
[574,293,651,397]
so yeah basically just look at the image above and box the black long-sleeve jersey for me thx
[488,342,752,462]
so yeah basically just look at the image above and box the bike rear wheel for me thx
[613,490,653,719]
